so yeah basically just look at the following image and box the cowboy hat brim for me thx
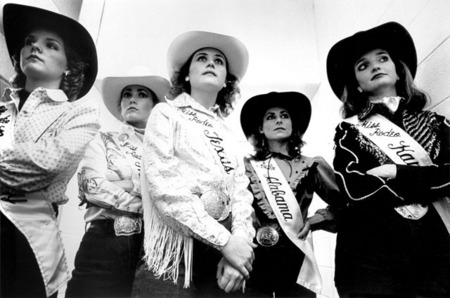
[240,91,311,139]
[326,22,417,100]
[167,31,249,81]
[3,3,98,99]
[102,76,170,121]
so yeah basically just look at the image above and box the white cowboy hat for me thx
[101,66,170,121]
[167,31,249,81]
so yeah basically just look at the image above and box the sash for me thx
[345,114,443,220]
[0,193,70,296]
[250,159,322,294]
[0,102,16,150]
[177,106,232,219]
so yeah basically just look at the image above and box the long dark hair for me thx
[167,51,240,117]
[340,54,428,118]
[249,109,305,160]
[10,29,88,102]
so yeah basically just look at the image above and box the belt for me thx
[0,194,27,203]
[89,219,115,231]
[0,194,59,216]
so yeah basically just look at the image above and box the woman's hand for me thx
[366,164,397,179]
[221,234,257,279]
[111,180,134,193]
[297,219,311,240]
[216,257,245,293]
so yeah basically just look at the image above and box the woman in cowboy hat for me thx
[327,22,450,297]
[132,31,256,297]
[0,3,99,298]
[65,68,170,298]
[240,91,343,297]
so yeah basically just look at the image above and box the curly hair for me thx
[340,54,428,118]
[248,111,306,160]
[167,51,240,117]
[10,31,88,102]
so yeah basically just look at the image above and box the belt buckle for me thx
[200,189,230,221]
[114,216,142,236]
[256,226,279,247]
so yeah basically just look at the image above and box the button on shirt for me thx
[0,87,100,204]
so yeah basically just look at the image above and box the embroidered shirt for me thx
[142,93,255,249]
[0,87,100,204]
[78,124,144,222]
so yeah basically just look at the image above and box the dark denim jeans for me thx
[65,219,143,298]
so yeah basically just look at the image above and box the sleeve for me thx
[230,154,256,242]
[311,156,345,208]
[142,104,231,249]
[309,156,346,233]
[333,122,405,207]
[0,100,100,192]
[77,133,142,216]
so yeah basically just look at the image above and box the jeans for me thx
[65,219,143,298]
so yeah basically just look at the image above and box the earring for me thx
[64,70,71,76]
[185,76,189,82]
[357,87,363,93]
[223,82,227,88]
[261,137,266,148]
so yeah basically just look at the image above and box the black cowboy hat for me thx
[326,22,417,100]
[3,3,98,99]
[240,91,311,139]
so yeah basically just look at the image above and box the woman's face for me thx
[20,29,68,85]
[188,47,227,92]
[259,107,293,143]
[120,85,156,129]
[354,48,398,96]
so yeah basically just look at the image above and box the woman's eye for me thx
[47,42,58,50]
[356,63,368,71]
[24,37,33,46]
[215,59,224,65]
[281,114,290,119]
[122,92,132,98]
[379,55,389,62]
[197,56,207,62]
[139,92,149,98]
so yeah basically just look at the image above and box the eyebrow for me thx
[26,34,63,45]
[194,51,226,60]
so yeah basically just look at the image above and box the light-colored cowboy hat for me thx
[326,22,417,100]
[167,31,249,81]
[102,67,170,121]
[240,91,312,139]
[3,3,98,99]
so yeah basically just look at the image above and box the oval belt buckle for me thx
[256,226,279,247]
[200,190,230,221]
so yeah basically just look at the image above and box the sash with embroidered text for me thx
[345,113,434,219]
[250,158,322,294]
[0,101,16,150]
[177,105,233,221]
